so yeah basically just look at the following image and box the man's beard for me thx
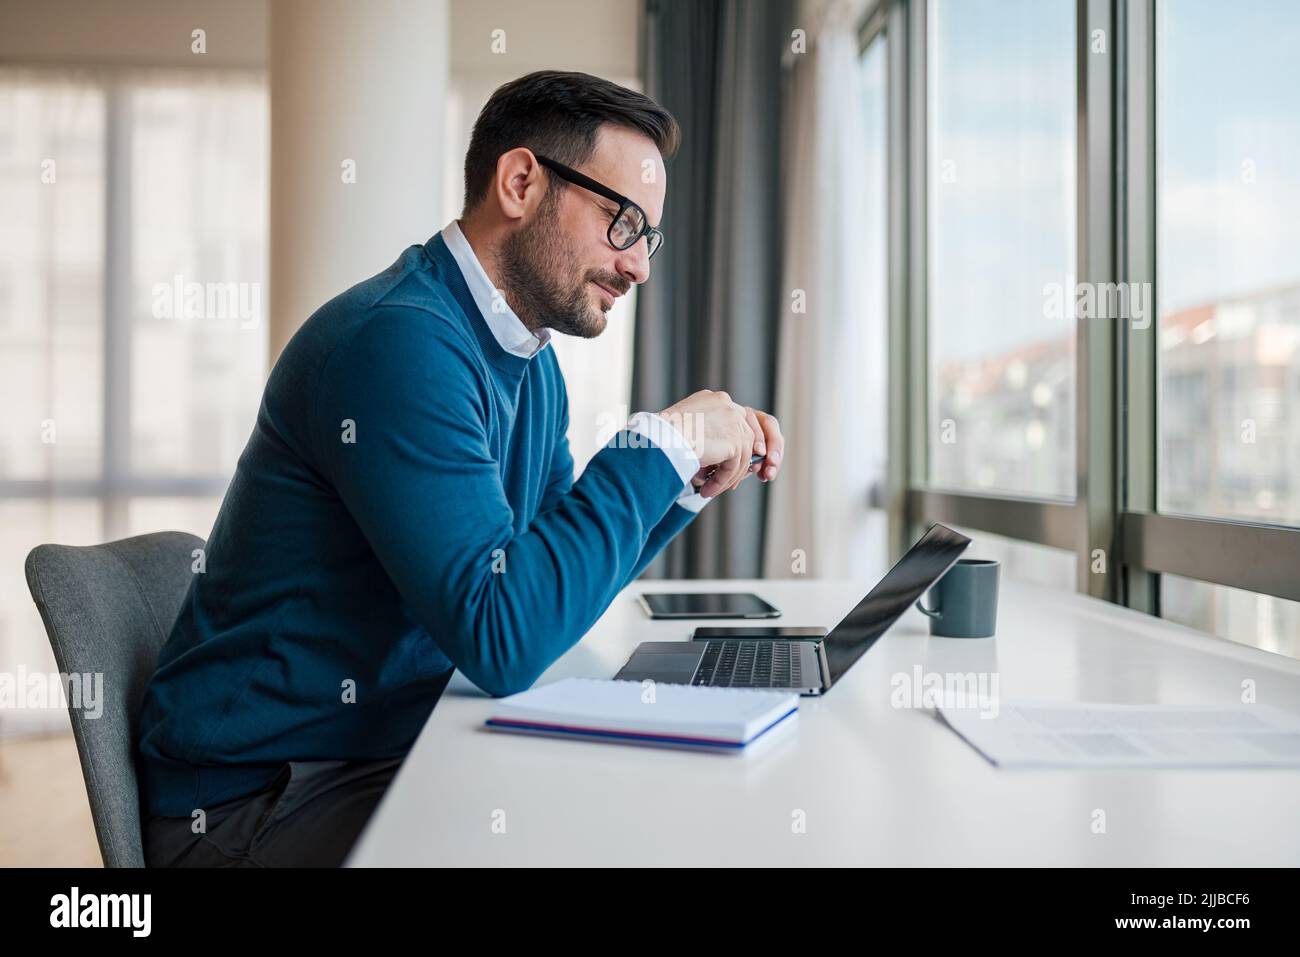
[498,192,625,338]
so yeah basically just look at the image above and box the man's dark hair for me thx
[462,70,680,214]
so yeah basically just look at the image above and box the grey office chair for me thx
[24,531,202,868]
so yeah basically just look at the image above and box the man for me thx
[136,70,784,867]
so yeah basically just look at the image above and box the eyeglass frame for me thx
[533,154,664,259]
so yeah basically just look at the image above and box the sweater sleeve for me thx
[314,307,684,697]
[545,430,700,588]
[621,502,700,585]
[538,383,701,584]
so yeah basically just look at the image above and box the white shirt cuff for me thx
[674,491,711,513]
[624,411,709,508]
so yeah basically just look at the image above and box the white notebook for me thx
[485,677,799,751]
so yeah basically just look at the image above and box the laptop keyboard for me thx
[692,640,804,688]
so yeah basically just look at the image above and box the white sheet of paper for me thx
[937,702,1300,768]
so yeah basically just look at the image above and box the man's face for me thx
[500,125,667,338]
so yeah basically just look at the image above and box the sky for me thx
[921,0,1300,363]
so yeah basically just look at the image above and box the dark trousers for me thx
[142,756,404,867]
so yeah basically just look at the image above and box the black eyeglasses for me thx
[534,154,663,259]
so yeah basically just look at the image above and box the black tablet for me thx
[638,592,781,620]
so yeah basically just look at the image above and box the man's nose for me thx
[614,237,651,285]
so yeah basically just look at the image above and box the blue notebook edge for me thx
[484,703,799,752]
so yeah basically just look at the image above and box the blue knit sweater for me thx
[135,234,697,817]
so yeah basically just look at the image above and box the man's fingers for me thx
[705,414,752,496]
[754,409,784,481]
[699,475,725,498]
[720,444,748,494]
[742,406,765,458]
[687,396,779,497]
[700,452,740,498]
[728,414,758,491]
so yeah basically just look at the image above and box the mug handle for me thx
[915,595,942,620]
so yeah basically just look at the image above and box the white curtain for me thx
[763,0,887,580]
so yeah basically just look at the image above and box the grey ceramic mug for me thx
[916,558,1000,638]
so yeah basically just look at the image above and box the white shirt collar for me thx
[441,220,551,359]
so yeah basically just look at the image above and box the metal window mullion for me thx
[885,0,914,561]
[905,0,929,552]
[0,478,229,498]
[909,489,1076,552]
[103,79,132,541]
[1120,0,1160,613]
[1123,512,1300,604]
[1075,0,1119,599]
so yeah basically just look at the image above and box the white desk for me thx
[348,575,1300,866]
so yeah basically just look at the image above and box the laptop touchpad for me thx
[636,653,702,679]
[619,647,702,683]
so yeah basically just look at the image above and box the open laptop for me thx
[616,523,971,695]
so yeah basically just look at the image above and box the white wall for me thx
[450,0,638,75]
[0,0,267,67]
[268,0,449,357]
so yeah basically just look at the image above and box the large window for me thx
[888,0,1300,661]
[0,77,105,483]
[1156,0,1300,527]
[1152,0,1300,652]
[128,81,268,478]
[926,0,1077,500]
[0,69,267,732]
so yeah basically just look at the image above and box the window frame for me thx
[1119,0,1300,608]
[864,0,1300,637]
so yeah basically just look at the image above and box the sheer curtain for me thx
[763,0,887,580]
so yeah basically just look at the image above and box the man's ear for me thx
[492,147,545,223]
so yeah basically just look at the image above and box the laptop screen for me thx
[822,523,971,686]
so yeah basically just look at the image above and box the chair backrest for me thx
[24,531,203,868]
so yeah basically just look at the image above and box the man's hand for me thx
[658,390,785,499]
